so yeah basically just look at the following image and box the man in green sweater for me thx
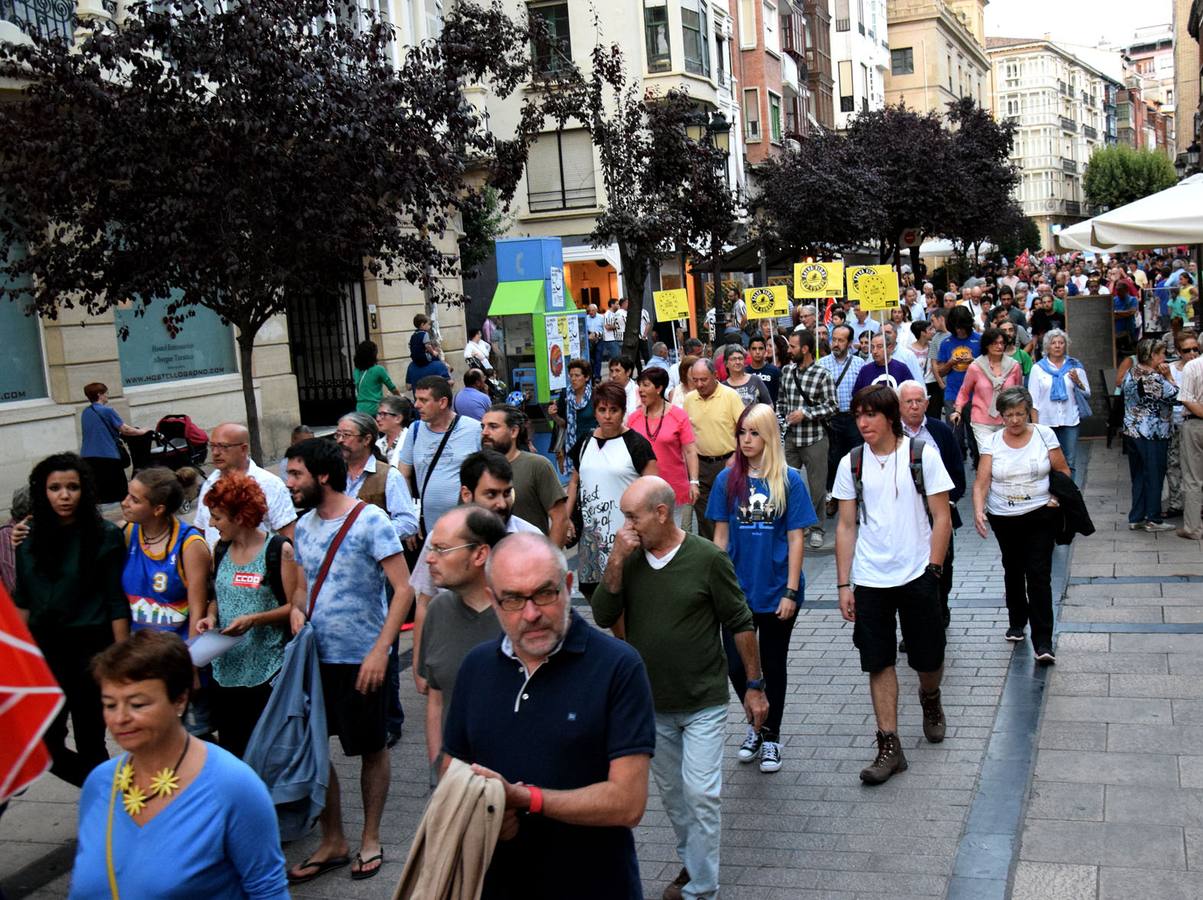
[592,477,767,900]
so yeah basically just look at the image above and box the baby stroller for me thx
[126,414,209,475]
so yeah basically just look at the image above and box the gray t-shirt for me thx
[509,451,566,535]
[399,416,482,531]
[419,590,501,722]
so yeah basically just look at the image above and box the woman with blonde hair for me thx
[706,403,816,773]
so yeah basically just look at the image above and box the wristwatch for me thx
[925,563,943,578]
[782,588,798,600]
[745,678,766,692]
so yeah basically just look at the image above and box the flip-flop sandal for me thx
[350,850,384,881]
[287,854,351,884]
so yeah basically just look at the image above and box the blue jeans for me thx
[652,705,726,899]
[1052,425,1080,480]
[1125,435,1169,524]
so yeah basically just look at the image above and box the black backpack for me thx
[849,438,932,526]
[213,533,291,605]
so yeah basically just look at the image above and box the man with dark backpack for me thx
[832,385,954,785]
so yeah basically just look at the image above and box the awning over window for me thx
[487,280,545,316]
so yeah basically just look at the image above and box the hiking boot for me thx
[759,741,783,773]
[662,868,689,900]
[919,688,946,743]
[1005,626,1025,642]
[860,730,907,785]
[737,726,762,763]
[826,497,839,518]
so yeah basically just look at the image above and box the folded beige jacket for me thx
[393,758,506,900]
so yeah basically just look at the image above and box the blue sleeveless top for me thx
[123,519,205,639]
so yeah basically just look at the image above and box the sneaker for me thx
[662,868,689,900]
[759,740,783,773]
[825,497,839,518]
[1035,646,1057,664]
[1128,522,1144,530]
[808,530,825,549]
[1177,528,1203,541]
[919,688,946,743]
[860,730,907,785]
[1005,627,1025,642]
[737,727,762,763]
[1145,521,1175,532]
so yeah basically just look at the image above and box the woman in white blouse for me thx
[1029,329,1089,478]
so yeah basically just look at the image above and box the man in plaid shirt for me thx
[777,329,838,549]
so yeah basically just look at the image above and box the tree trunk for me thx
[619,243,648,363]
[236,332,264,463]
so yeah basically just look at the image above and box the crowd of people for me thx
[3,248,1199,899]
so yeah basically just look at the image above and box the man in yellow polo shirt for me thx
[684,358,747,540]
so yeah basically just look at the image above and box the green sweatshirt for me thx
[591,534,753,713]
[14,520,129,632]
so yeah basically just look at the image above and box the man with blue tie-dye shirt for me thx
[283,438,414,884]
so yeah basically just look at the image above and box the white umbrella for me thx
[1091,173,1203,248]
[1056,219,1134,253]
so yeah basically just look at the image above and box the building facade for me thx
[0,0,468,516]
[884,0,990,117]
[987,36,1118,249]
[1124,24,1176,152]
[734,0,811,161]
[830,0,889,128]
[1175,0,1200,155]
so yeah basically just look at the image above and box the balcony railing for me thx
[1,0,74,44]
[1065,200,1082,216]
[1059,115,1078,133]
[1083,124,1098,140]
[835,17,850,31]
[1061,157,1077,173]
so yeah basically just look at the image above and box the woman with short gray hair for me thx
[1121,338,1178,533]
[1030,329,1090,478]
[972,386,1070,664]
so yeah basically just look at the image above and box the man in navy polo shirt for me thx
[442,532,655,899]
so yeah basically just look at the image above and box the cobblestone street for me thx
[3,439,1203,899]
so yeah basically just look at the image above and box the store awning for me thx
[488,280,545,316]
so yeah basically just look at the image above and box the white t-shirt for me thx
[464,339,492,369]
[194,459,298,547]
[982,425,1059,517]
[832,437,955,588]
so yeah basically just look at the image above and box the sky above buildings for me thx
[984,0,1174,48]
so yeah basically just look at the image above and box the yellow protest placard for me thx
[653,288,690,321]
[794,261,845,299]
[854,266,901,311]
[844,265,877,301]
[744,285,791,319]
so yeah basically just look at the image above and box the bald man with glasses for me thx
[193,422,297,546]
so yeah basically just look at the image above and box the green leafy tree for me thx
[542,42,739,358]
[1083,144,1178,212]
[0,0,537,458]
[943,97,1020,258]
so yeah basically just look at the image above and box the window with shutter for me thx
[526,130,597,212]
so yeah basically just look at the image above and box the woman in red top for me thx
[627,367,699,527]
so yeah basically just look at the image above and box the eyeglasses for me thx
[375,411,399,418]
[208,441,247,451]
[495,584,564,612]
[429,541,478,556]
[1181,346,1201,354]
[333,430,366,440]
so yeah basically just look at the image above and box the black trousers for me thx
[940,530,955,625]
[723,611,796,741]
[693,454,731,540]
[987,506,1058,648]
[211,679,275,759]
[826,412,863,491]
[36,624,113,787]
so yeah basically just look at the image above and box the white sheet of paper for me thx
[188,630,245,667]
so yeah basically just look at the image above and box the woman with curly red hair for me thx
[197,471,299,757]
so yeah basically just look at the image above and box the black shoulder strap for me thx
[833,355,854,389]
[850,445,865,523]
[213,534,290,605]
[909,438,933,526]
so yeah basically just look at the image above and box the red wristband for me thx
[527,785,543,815]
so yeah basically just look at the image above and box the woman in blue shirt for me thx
[707,403,815,774]
[70,630,287,899]
[79,382,148,504]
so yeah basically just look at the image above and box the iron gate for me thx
[287,280,368,425]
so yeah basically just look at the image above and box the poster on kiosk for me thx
[488,237,586,404]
